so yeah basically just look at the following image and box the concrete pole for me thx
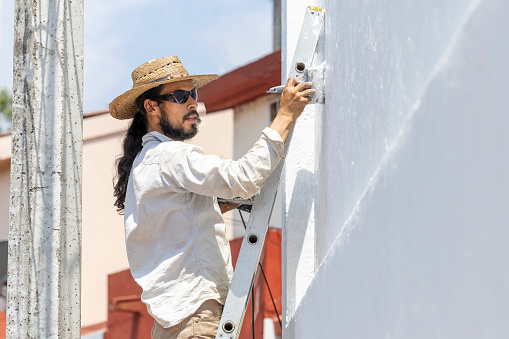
[7,0,83,337]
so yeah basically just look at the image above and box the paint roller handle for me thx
[266,85,285,94]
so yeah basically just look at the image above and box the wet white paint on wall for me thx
[282,0,509,337]
[281,0,325,326]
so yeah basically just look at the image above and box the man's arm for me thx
[269,77,315,143]
[159,77,314,202]
[217,78,313,211]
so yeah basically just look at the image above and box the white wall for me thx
[188,107,234,161]
[281,0,325,325]
[283,0,509,337]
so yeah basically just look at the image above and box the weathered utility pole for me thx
[7,0,83,337]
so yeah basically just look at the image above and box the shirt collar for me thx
[141,131,174,146]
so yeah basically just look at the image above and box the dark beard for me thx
[159,109,201,141]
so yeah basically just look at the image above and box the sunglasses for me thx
[154,88,198,104]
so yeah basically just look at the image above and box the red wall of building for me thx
[104,229,282,338]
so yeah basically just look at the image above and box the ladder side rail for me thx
[216,7,324,338]
[217,154,287,338]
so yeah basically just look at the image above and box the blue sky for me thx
[0,0,274,112]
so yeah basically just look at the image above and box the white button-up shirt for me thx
[124,128,284,328]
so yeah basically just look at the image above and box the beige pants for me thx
[151,299,223,339]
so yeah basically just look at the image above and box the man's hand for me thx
[279,77,315,120]
[269,77,315,143]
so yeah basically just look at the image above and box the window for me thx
[270,101,280,121]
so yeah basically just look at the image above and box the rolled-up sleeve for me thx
[159,127,284,198]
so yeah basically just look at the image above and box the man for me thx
[110,56,314,338]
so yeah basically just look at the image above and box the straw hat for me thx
[109,56,218,120]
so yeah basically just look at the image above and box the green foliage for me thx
[0,87,13,132]
[0,87,12,119]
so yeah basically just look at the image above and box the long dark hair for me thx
[113,85,163,213]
